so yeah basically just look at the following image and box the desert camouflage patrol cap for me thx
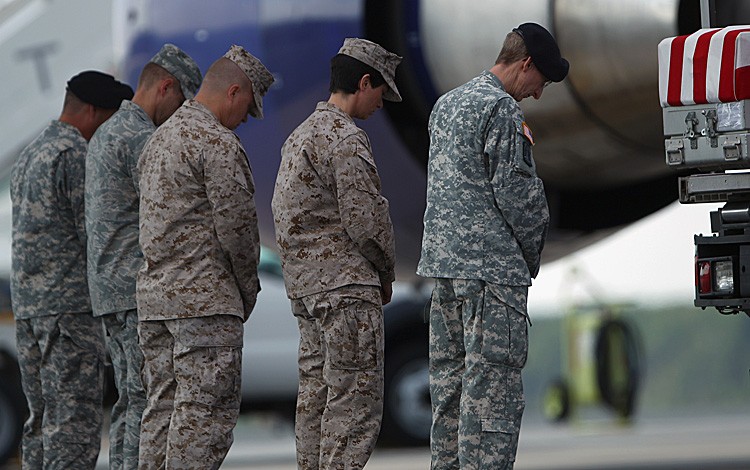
[338,38,402,102]
[223,45,275,119]
[149,43,202,99]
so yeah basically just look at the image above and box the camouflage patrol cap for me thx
[223,45,275,119]
[338,38,402,102]
[149,43,202,99]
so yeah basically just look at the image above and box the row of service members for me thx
[10,22,568,470]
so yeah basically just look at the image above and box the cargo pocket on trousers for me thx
[480,417,517,466]
[191,346,242,410]
[54,315,105,444]
[480,291,528,368]
[325,300,382,371]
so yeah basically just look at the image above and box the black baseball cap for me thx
[66,71,134,109]
[514,23,569,83]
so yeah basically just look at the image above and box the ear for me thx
[358,73,371,92]
[227,83,241,101]
[521,56,534,72]
[159,77,175,96]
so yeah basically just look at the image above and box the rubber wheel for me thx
[380,339,431,446]
[0,355,24,465]
[542,378,570,423]
[595,318,641,419]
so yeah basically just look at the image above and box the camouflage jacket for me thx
[10,120,92,319]
[137,100,260,321]
[272,101,395,299]
[417,71,550,285]
[85,100,155,316]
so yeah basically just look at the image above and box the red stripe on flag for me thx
[668,35,687,106]
[736,65,750,101]
[719,29,750,102]
[693,29,720,104]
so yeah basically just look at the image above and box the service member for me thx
[136,45,273,469]
[417,23,569,469]
[11,71,133,468]
[272,38,401,469]
[85,43,201,470]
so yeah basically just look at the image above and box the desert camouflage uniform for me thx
[85,99,154,469]
[417,70,550,469]
[272,101,395,469]
[10,120,106,469]
[137,99,260,469]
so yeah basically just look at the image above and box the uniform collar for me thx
[184,99,219,124]
[118,100,155,127]
[184,99,243,142]
[481,69,505,91]
[316,101,354,124]
[52,119,84,139]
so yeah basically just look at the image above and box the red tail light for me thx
[697,260,712,295]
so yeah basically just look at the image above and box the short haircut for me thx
[137,62,176,90]
[62,90,87,113]
[495,31,529,65]
[202,57,252,93]
[329,53,386,95]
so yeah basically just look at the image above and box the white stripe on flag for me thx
[736,32,750,68]
[706,28,728,102]
[707,25,748,102]
[681,28,714,105]
[658,36,672,107]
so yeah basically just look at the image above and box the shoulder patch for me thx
[522,121,534,146]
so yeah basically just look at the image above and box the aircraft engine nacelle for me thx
[367,0,750,260]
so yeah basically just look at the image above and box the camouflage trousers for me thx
[291,285,384,470]
[428,279,529,470]
[15,312,106,469]
[103,309,146,470]
[137,315,243,470]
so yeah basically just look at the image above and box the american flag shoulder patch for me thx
[522,121,534,145]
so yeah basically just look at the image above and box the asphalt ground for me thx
[3,411,749,469]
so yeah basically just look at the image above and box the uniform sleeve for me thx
[330,133,396,284]
[485,106,550,278]
[129,135,149,197]
[59,148,88,249]
[204,141,261,318]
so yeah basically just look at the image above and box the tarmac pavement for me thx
[3,410,748,469]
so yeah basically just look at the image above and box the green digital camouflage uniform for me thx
[417,70,550,469]
[85,43,201,470]
[11,120,106,469]
[137,98,261,469]
[85,99,152,470]
[272,100,395,470]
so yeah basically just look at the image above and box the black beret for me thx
[66,71,134,109]
[515,23,569,83]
